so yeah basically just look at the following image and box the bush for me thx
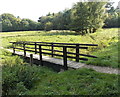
[2,64,41,95]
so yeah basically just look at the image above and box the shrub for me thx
[2,64,42,95]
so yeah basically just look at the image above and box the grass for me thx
[86,42,119,68]
[27,68,119,95]
[0,28,119,68]
[1,48,119,96]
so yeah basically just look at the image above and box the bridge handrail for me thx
[10,41,98,70]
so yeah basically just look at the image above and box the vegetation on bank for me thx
[1,49,119,96]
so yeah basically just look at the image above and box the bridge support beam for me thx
[39,45,43,66]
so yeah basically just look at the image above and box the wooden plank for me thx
[14,47,24,50]
[6,48,86,69]
[10,41,98,46]
[30,54,33,66]
[42,48,63,53]
[13,43,15,54]
[39,45,43,66]
[79,54,97,58]
[51,43,54,57]
[23,43,26,57]
[26,44,87,49]
[63,46,68,70]
[25,49,35,52]
[67,56,88,61]
[35,42,37,54]
[42,52,63,57]
[9,41,97,69]
[20,41,98,46]
[79,58,88,61]
[23,46,35,49]
[76,44,79,62]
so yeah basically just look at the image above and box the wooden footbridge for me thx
[10,41,98,70]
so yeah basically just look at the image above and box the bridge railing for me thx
[10,41,98,70]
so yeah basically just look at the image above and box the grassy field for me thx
[1,28,119,95]
[1,49,119,95]
[0,28,119,68]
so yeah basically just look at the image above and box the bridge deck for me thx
[3,48,119,74]
[6,49,85,69]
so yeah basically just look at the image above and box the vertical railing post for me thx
[51,43,54,57]
[63,46,68,70]
[13,42,15,54]
[76,44,79,62]
[30,54,33,66]
[39,45,43,66]
[23,43,26,57]
[35,42,37,54]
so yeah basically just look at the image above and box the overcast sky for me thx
[0,0,119,21]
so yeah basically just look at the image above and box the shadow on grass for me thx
[14,54,73,73]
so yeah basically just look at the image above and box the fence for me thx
[10,41,98,70]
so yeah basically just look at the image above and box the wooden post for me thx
[30,54,33,66]
[51,43,54,57]
[39,45,43,66]
[23,43,26,57]
[63,46,68,70]
[13,43,15,54]
[35,42,37,54]
[76,44,79,62]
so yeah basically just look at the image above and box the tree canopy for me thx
[70,2,107,34]
[1,13,41,32]
[1,1,120,33]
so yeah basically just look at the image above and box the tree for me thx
[20,19,29,30]
[1,13,16,31]
[44,22,53,31]
[36,22,44,30]
[70,2,107,34]
[38,9,71,30]
[2,19,12,31]
[104,2,120,28]
[1,13,40,31]
[24,19,38,30]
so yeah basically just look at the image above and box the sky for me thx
[0,0,119,21]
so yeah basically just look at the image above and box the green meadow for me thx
[0,28,119,95]
[0,28,119,68]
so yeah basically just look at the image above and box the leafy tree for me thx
[23,19,38,30]
[36,22,44,30]
[1,13,41,31]
[70,2,107,34]
[104,2,120,28]
[44,22,53,31]
[2,19,12,31]
[53,9,71,30]
[20,19,29,30]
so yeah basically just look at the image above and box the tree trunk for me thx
[89,28,92,33]
[92,28,97,33]
[85,29,88,34]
